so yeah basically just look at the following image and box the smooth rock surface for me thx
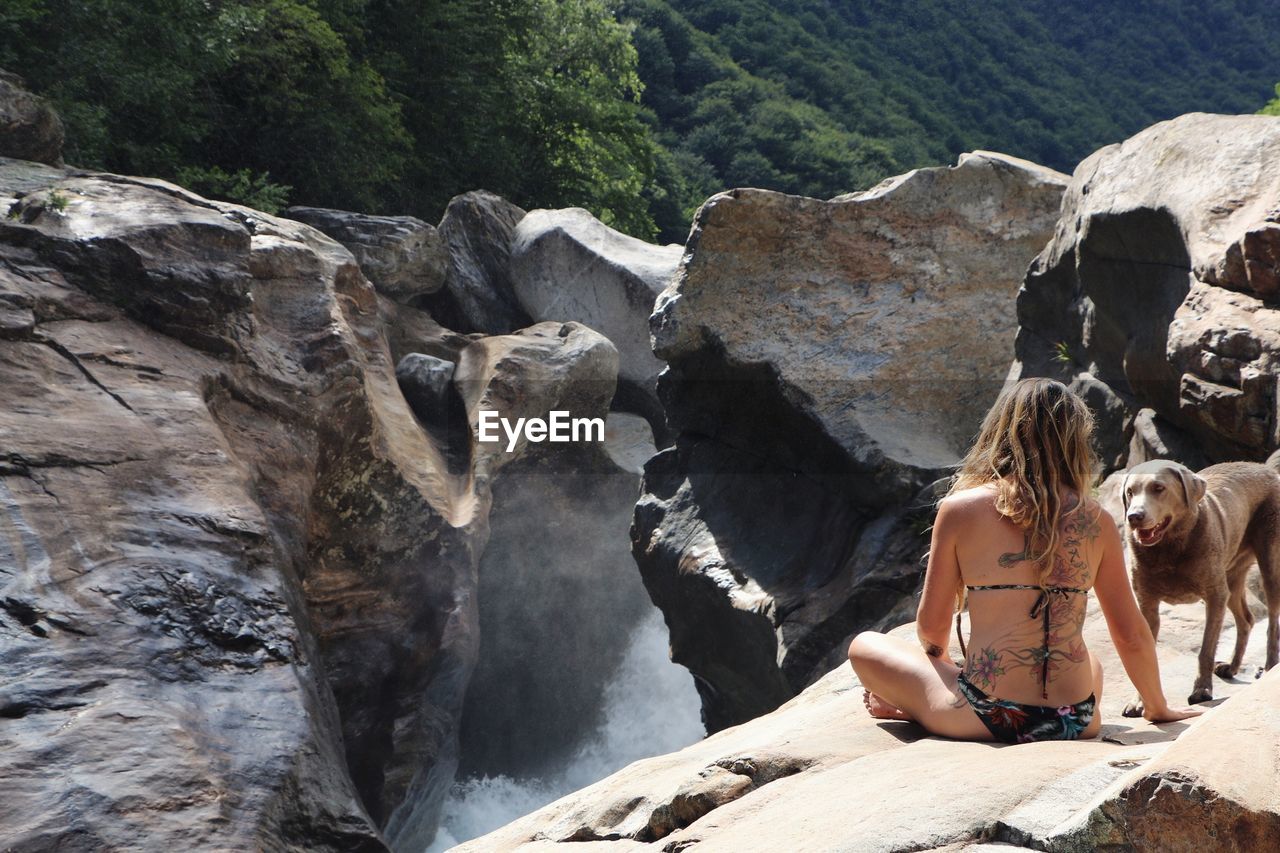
[635,151,1068,731]
[1044,667,1280,851]
[456,592,1275,852]
[510,207,683,435]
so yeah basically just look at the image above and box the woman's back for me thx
[950,483,1105,706]
[850,378,1201,743]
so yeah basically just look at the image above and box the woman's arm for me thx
[1092,511,1202,723]
[916,496,962,663]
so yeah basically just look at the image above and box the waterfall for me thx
[427,608,703,850]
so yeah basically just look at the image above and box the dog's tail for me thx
[1268,448,1280,476]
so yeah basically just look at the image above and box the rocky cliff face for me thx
[634,152,1069,731]
[1014,112,1280,468]
[0,144,662,849]
[0,157,458,850]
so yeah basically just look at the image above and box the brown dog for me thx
[1120,454,1280,714]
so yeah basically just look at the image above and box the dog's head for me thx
[1121,460,1206,547]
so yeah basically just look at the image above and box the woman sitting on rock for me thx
[847,378,1201,743]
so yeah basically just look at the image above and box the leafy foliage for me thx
[5,1,1279,242]
[1261,84,1280,116]
[6,0,656,234]
[623,0,1280,239]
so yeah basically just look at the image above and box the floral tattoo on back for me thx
[963,503,1102,693]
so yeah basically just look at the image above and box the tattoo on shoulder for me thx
[998,533,1030,568]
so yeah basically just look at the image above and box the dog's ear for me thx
[1121,470,1133,512]
[1174,464,1207,506]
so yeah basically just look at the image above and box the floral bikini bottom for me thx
[956,673,1096,744]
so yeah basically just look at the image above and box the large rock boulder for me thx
[283,205,448,303]
[418,189,530,335]
[635,151,1068,730]
[0,158,649,851]
[1044,666,1280,851]
[0,158,467,850]
[0,71,63,166]
[1014,112,1280,468]
[510,207,684,437]
[454,594,1275,851]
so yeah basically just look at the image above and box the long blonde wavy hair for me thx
[948,378,1098,590]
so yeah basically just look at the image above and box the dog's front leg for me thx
[1191,589,1228,703]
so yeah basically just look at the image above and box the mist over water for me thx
[427,609,704,850]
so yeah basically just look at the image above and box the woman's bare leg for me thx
[847,631,993,740]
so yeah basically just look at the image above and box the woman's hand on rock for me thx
[1143,702,1205,723]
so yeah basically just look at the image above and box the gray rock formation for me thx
[395,353,457,424]
[283,205,448,303]
[602,412,657,475]
[455,597,1276,851]
[419,190,530,335]
[510,207,684,439]
[634,152,1068,731]
[0,158,458,850]
[0,71,63,166]
[0,156,649,852]
[1014,112,1280,467]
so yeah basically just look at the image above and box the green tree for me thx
[204,0,411,212]
[361,0,658,236]
[507,0,657,237]
[6,0,410,212]
[1261,84,1280,116]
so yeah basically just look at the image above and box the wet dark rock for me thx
[395,352,457,424]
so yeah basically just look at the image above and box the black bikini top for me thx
[956,583,1089,699]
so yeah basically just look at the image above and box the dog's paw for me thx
[1187,687,1214,704]
[1214,661,1238,679]
[1122,698,1144,718]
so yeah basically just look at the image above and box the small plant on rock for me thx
[1053,340,1072,365]
[47,189,69,214]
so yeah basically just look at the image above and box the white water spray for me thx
[427,609,703,850]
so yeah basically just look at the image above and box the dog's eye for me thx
[1152,484,1165,493]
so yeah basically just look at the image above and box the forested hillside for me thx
[4,0,1279,242]
[627,0,1280,238]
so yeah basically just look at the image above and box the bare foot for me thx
[863,689,911,720]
